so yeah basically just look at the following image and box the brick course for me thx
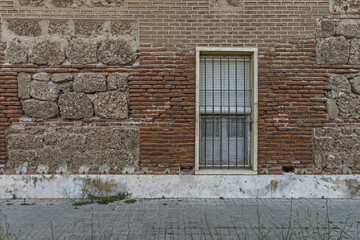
[2,0,359,174]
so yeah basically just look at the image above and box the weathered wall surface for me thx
[6,126,140,174]
[2,175,360,199]
[2,0,360,176]
[325,74,360,120]
[2,19,138,65]
[314,127,360,173]
[316,19,360,65]
[14,0,127,9]
[330,0,360,12]
[18,72,128,119]
[313,0,360,174]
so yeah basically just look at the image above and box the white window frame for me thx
[195,47,258,175]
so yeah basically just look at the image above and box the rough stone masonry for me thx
[6,126,140,174]
[18,72,129,120]
[2,0,360,177]
[2,18,139,174]
[2,18,138,65]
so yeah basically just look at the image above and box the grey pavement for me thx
[1,199,360,240]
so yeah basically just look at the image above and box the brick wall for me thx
[2,0,356,175]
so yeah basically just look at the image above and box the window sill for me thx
[195,169,258,175]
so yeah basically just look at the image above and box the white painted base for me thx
[0,175,360,199]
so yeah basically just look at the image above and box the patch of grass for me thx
[124,199,137,204]
[0,215,31,240]
[61,176,134,206]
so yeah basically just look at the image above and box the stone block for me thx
[58,134,86,151]
[5,126,140,174]
[73,73,107,93]
[107,73,128,91]
[328,74,351,92]
[210,0,243,9]
[18,0,45,6]
[22,99,59,119]
[8,151,36,173]
[51,73,73,83]
[30,81,59,101]
[51,0,73,7]
[58,92,94,119]
[7,134,43,149]
[16,0,125,8]
[101,149,139,172]
[94,91,128,119]
[66,39,97,64]
[37,147,63,171]
[6,40,28,64]
[48,20,71,36]
[17,73,31,100]
[89,0,125,7]
[314,127,360,173]
[98,39,136,65]
[74,20,104,38]
[6,19,41,37]
[349,39,360,64]
[317,19,336,38]
[331,0,360,12]
[336,20,360,38]
[350,76,360,94]
[29,40,65,65]
[57,82,73,93]
[32,73,51,81]
[316,37,350,65]
[111,21,137,36]
[327,99,339,120]
[85,128,114,150]
[336,94,360,118]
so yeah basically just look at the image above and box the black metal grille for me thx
[199,56,252,169]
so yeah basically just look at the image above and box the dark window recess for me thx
[199,56,252,169]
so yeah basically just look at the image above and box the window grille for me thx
[199,55,252,169]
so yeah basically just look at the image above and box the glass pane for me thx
[200,56,251,114]
[200,116,250,168]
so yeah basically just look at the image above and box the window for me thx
[195,48,258,174]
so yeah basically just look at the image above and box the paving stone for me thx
[0,199,359,240]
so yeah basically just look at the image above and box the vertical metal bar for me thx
[204,58,207,168]
[228,58,230,168]
[220,58,222,169]
[235,58,238,167]
[243,58,246,167]
[212,58,215,168]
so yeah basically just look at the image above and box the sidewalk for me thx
[1,199,360,240]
